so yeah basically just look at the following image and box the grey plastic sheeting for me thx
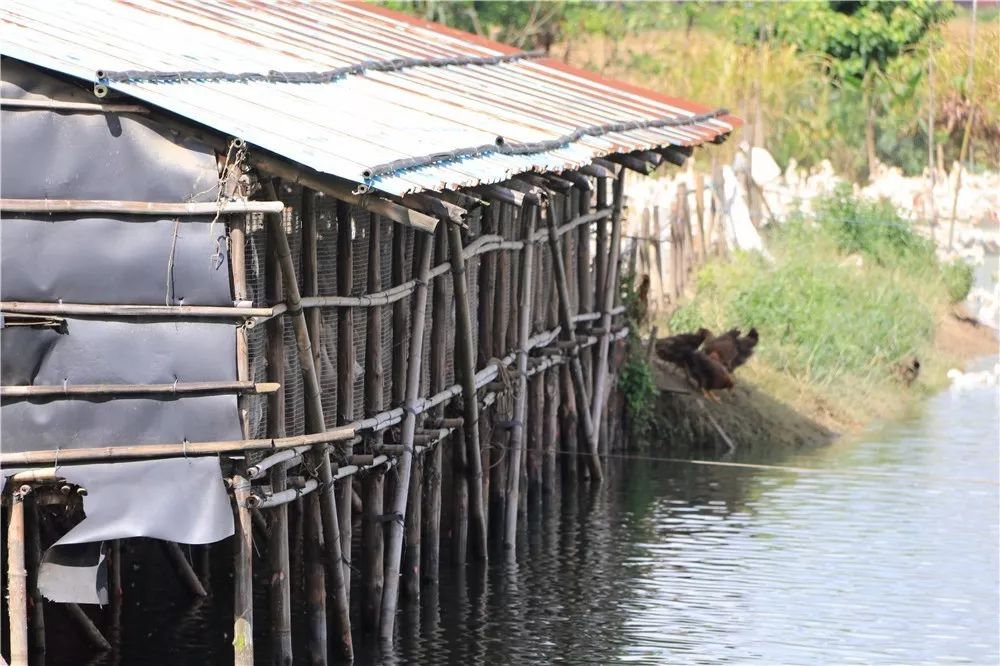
[37,457,234,604]
[1,59,219,203]
[1,318,236,385]
[0,59,243,454]
[1,215,232,306]
[2,394,241,452]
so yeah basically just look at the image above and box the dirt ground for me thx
[646,312,997,457]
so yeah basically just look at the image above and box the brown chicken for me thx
[681,349,734,401]
[701,328,741,369]
[730,328,759,370]
[654,328,712,365]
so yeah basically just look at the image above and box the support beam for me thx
[304,492,327,665]
[232,475,254,666]
[164,541,208,597]
[263,183,353,660]
[545,199,603,483]
[590,171,626,445]
[503,201,537,552]
[448,221,489,562]
[7,488,28,666]
[380,229,434,642]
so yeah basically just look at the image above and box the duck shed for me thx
[0,1,736,663]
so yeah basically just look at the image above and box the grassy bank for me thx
[658,187,991,435]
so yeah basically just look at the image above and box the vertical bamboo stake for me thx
[8,489,29,666]
[679,183,693,283]
[268,465,292,665]
[302,189,321,384]
[335,201,354,598]
[264,183,352,660]
[362,214,385,633]
[304,491,327,665]
[450,423,469,564]
[503,201,537,552]
[547,200,602,482]
[651,205,667,314]
[449,221,489,562]
[403,450,422,599]
[476,205,498,531]
[423,224,448,584]
[490,205,512,538]
[576,185,594,395]
[232,475,254,666]
[230,215,252,438]
[589,170,626,456]
[380,230,434,642]
[25,496,45,662]
[265,201,292,664]
[695,173,707,263]
[392,227,409,407]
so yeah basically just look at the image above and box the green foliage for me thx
[618,273,657,436]
[941,260,974,303]
[671,190,957,384]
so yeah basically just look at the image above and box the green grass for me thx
[666,188,973,426]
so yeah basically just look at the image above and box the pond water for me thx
[59,357,999,666]
[372,359,999,665]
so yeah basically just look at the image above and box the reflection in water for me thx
[67,366,998,665]
[377,368,999,665]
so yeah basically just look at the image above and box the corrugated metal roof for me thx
[0,0,738,197]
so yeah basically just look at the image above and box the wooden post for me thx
[476,206,498,532]
[335,201,354,601]
[232,475,254,666]
[695,173,707,263]
[589,170,625,464]
[403,451,422,599]
[547,199,603,482]
[448,221,489,562]
[679,182,693,283]
[542,364,560,495]
[490,205,512,540]
[450,422,469,564]
[651,206,666,314]
[263,183,352,660]
[25,496,45,662]
[503,201,537,552]
[422,224,448,584]
[380,229,434,642]
[8,488,29,666]
[302,189,322,391]
[361,214,385,634]
[304,491,327,665]
[267,466,292,664]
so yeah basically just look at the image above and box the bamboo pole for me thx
[164,541,208,597]
[0,198,284,215]
[304,491,327,665]
[335,201,354,604]
[476,204,497,533]
[503,201,537,551]
[362,215,385,634]
[547,200,602,481]
[490,204,513,540]
[230,214,252,439]
[302,189,322,378]
[267,463,292,664]
[380,229,434,642]
[392,228,409,408]
[695,173,707,262]
[7,488,29,666]
[450,221,489,562]
[589,171,626,452]
[232,475,254,666]
[651,205,666,314]
[25,497,45,663]
[403,450,422,600]
[423,224,448,584]
[0,301,271,319]
[0,427,355,466]
[361,466,384,632]
[0,97,149,113]
[0,381,278,398]
[576,185,595,416]
[264,184,352,660]
[450,422,469,564]
[66,604,111,652]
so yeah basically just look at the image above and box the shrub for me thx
[942,260,974,303]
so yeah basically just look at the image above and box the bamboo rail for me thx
[0,381,279,398]
[0,198,284,215]
[0,301,271,318]
[0,97,150,113]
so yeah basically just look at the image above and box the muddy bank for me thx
[645,312,997,456]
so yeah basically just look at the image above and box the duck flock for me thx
[654,328,759,401]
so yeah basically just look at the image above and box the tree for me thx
[762,1,954,179]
